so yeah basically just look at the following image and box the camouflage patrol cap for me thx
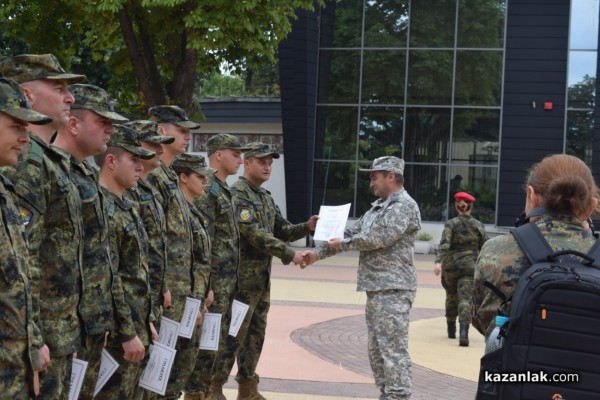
[0,77,52,125]
[122,120,175,144]
[244,142,280,159]
[108,124,156,160]
[0,54,86,84]
[172,153,215,176]
[359,156,405,175]
[69,84,128,121]
[148,105,200,129]
[206,133,250,156]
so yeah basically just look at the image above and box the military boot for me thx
[237,379,266,400]
[459,323,469,347]
[184,393,206,400]
[447,321,456,339]
[206,382,227,400]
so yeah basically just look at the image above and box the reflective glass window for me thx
[570,0,600,49]
[455,50,503,106]
[312,161,358,217]
[457,0,506,48]
[364,0,409,47]
[359,106,404,161]
[409,0,457,48]
[404,107,451,163]
[318,50,361,104]
[315,106,358,160]
[407,50,453,105]
[567,51,597,108]
[452,109,500,165]
[362,50,406,104]
[446,166,497,223]
[403,164,448,222]
[320,0,363,48]
[566,110,594,165]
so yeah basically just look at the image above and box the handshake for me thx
[292,250,317,269]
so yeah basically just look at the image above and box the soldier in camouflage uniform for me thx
[473,154,599,341]
[210,142,318,400]
[184,133,250,400]
[147,105,203,400]
[0,54,86,399]
[94,124,156,399]
[0,77,51,399]
[306,156,421,400]
[53,83,130,398]
[433,191,488,347]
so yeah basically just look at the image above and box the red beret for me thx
[454,192,475,203]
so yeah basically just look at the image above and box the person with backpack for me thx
[434,191,488,347]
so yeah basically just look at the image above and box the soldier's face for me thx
[219,148,243,176]
[72,110,114,157]
[187,172,207,197]
[0,113,30,166]
[369,171,392,200]
[244,155,273,186]
[113,151,143,189]
[140,141,163,170]
[161,123,191,155]
[21,79,74,130]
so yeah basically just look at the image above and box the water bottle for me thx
[485,315,509,353]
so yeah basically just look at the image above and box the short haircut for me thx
[94,146,127,168]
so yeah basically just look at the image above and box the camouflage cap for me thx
[172,153,215,176]
[206,133,250,156]
[122,120,175,144]
[148,105,200,129]
[69,84,128,121]
[0,77,52,125]
[0,54,86,84]
[108,124,156,160]
[244,142,280,159]
[359,156,405,175]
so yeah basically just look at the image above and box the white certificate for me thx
[313,203,351,241]
[93,349,119,397]
[138,342,177,395]
[158,317,180,349]
[178,297,202,339]
[228,300,249,337]
[199,313,222,351]
[68,358,88,400]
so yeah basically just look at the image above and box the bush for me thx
[416,232,433,241]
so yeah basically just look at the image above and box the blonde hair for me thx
[455,201,472,214]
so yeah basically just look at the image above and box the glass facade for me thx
[315,0,506,223]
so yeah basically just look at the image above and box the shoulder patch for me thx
[19,205,33,226]
[28,140,44,166]
[239,207,253,223]
[209,181,221,197]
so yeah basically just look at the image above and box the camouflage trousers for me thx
[156,294,202,400]
[37,353,72,400]
[441,268,474,325]
[0,338,32,399]
[211,288,270,384]
[77,332,107,400]
[366,289,415,400]
[94,343,148,400]
[184,290,235,395]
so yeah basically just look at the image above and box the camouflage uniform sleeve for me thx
[315,215,364,261]
[194,193,216,239]
[435,220,453,264]
[478,221,489,251]
[273,204,311,244]
[191,212,211,300]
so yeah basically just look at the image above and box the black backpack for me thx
[476,222,600,400]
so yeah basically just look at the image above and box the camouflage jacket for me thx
[103,188,152,346]
[316,188,421,292]
[1,133,84,356]
[147,162,194,297]
[233,177,310,291]
[127,178,168,320]
[472,214,596,337]
[435,214,488,273]
[194,175,240,295]
[189,203,212,299]
[0,175,44,370]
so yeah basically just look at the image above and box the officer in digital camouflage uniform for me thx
[94,124,156,399]
[306,156,421,400]
[209,142,317,400]
[433,191,487,347]
[147,105,203,400]
[124,120,174,331]
[184,133,250,400]
[0,77,51,399]
[0,54,86,399]
[52,83,130,398]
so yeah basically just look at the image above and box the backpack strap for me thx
[511,222,554,264]
[585,237,600,268]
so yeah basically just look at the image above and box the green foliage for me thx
[416,232,433,241]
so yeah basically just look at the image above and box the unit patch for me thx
[239,208,252,222]
[19,205,33,226]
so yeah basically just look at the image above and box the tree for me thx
[0,0,320,115]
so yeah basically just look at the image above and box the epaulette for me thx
[107,201,115,217]
[0,174,15,191]
[209,180,220,197]
[28,139,44,166]
[140,193,153,202]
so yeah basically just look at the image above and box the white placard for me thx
[68,358,88,400]
[157,317,180,349]
[178,297,202,339]
[93,349,119,397]
[313,203,351,241]
[199,313,222,351]
[138,342,177,395]
[228,300,249,337]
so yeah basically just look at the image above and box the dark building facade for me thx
[279,0,600,227]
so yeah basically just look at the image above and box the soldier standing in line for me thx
[53,83,130,398]
[147,105,203,400]
[0,77,52,399]
[209,142,317,400]
[0,54,85,399]
[305,156,421,400]
[94,125,156,399]
[433,191,488,347]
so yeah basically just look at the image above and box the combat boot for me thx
[206,382,227,400]
[237,379,266,400]
[459,323,469,347]
[184,392,206,400]
[447,321,456,339]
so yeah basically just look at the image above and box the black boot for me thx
[459,323,469,346]
[447,321,456,339]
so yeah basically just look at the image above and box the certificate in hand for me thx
[313,203,351,241]
[68,358,88,400]
[199,313,222,351]
[139,342,177,395]
[93,349,119,397]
